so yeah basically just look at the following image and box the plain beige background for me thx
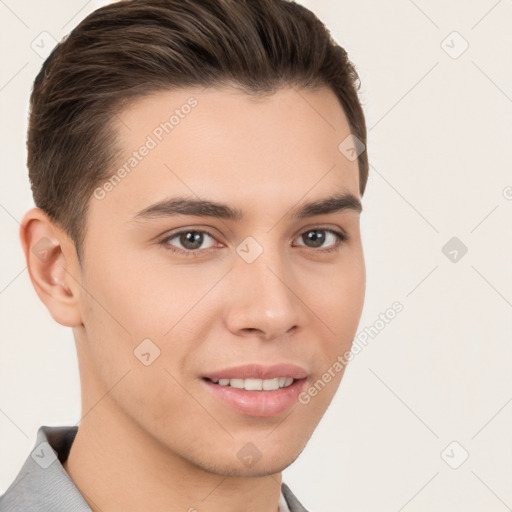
[1,1,511,511]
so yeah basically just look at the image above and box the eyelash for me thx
[159,227,349,258]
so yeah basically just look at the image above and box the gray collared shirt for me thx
[0,425,309,511]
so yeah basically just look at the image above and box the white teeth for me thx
[245,378,263,390]
[212,377,295,390]
[262,378,279,390]
[229,378,245,389]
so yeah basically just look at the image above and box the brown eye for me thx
[162,230,216,252]
[295,229,347,250]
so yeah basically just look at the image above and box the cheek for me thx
[82,252,182,338]
[106,250,224,325]
[77,256,163,380]
[78,253,219,383]
[308,252,365,344]
[78,271,196,420]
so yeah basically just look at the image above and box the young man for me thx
[0,0,368,510]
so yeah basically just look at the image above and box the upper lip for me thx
[203,364,308,381]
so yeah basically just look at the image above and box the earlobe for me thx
[20,207,83,328]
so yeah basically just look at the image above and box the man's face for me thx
[75,85,365,476]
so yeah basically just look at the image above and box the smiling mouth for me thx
[204,377,297,391]
[201,374,308,417]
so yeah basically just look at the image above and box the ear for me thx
[19,207,83,327]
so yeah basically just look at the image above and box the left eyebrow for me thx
[130,192,362,223]
[292,192,362,219]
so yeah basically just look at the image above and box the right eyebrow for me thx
[131,197,243,222]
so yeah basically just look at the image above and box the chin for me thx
[183,440,305,478]
[209,457,298,478]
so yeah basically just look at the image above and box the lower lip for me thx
[202,378,308,417]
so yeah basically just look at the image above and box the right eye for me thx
[160,229,219,256]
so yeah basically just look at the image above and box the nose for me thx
[223,248,304,340]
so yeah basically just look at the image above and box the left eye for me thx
[294,228,347,249]
[160,228,347,255]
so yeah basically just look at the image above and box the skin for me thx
[20,85,366,512]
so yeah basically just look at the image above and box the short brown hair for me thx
[27,0,368,262]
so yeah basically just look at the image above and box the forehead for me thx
[91,86,360,223]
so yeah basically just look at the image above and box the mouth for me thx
[200,363,309,417]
